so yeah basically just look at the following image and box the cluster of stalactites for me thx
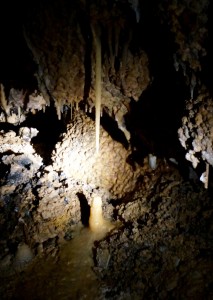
[158,0,209,100]
[0,83,47,125]
[22,0,144,152]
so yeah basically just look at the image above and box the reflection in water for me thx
[13,228,109,300]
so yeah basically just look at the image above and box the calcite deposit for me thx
[0,0,213,299]
[0,129,42,193]
[0,111,144,251]
[28,111,145,245]
[52,112,143,200]
[178,88,213,171]
[159,0,209,74]
[23,0,150,138]
[0,84,48,124]
[93,161,213,299]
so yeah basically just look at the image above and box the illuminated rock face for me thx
[29,111,144,242]
[0,111,143,246]
[89,196,104,232]
[0,129,43,196]
[89,195,114,234]
[52,112,143,200]
[178,90,213,169]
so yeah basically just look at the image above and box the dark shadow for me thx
[0,122,19,134]
[21,102,66,165]
[76,192,90,227]
[125,4,189,163]
[78,3,93,102]
[82,107,129,149]
[101,110,129,149]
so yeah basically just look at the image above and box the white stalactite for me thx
[92,25,102,153]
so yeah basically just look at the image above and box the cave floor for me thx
[1,227,105,300]
[0,164,213,300]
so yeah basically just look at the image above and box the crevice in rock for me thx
[76,192,90,227]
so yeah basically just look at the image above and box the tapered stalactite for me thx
[0,83,8,115]
[92,26,102,153]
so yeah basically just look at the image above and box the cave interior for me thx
[0,0,213,299]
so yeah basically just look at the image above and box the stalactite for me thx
[120,31,132,92]
[0,83,9,116]
[56,99,61,120]
[190,73,196,99]
[205,163,209,189]
[85,103,88,113]
[92,25,102,153]
[108,25,114,71]
[70,101,73,119]
[115,26,120,58]
[129,0,140,23]
[18,106,21,123]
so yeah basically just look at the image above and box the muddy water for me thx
[13,228,106,300]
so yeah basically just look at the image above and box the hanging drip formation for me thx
[92,25,102,154]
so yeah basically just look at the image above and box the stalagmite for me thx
[89,196,114,235]
[92,25,102,153]
[89,196,105,232]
